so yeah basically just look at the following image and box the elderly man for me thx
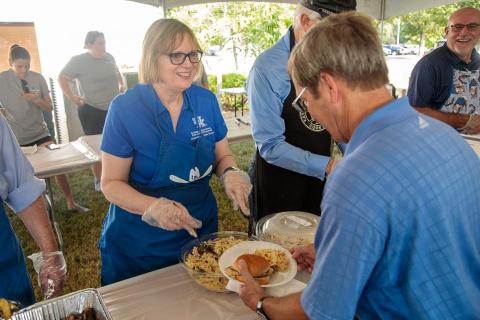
[409,7,480,134]
[0,114,66,307]
[238,12,480,320]
[247,0,355,228]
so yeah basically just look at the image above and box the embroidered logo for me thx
[192,116,207,128]
[299,111,325,132]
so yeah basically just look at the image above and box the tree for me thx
[386,0,480,49]
[168,2,294,71]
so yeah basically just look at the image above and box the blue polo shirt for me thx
[301,97,480,319]
[408,44,480,114]
[101,84,227,185]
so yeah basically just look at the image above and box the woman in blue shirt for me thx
[99,19,251,285]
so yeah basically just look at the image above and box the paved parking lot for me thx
[385,54,422,92]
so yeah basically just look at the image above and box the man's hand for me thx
[461,114,480,135]
[29,251,67,299]
[291,244,316,273]
[326,154,342,176]
[237,260,266,310]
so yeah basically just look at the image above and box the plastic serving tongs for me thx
[0,299,20,320]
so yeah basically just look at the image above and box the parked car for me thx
[383,44,402,55]
[382,45,392,55]
[400,44,419,55]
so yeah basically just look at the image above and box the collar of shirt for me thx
[442,43,480,70]
[345,97,416,156]
[143,83,193,115]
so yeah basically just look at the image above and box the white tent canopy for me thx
[128,0,460,20]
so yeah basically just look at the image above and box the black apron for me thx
[251,28,332,230]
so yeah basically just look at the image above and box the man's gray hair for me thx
[293,4,322,29]
[289,12,389,94]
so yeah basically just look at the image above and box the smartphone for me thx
[47,143,61,150]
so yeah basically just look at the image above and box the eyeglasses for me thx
[167,51,203,65]
[292,87,308,113]
[449,23,480,32]
[21,79,30,93]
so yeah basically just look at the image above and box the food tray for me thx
[10,289,111,320]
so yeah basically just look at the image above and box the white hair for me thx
[293,4,322,29]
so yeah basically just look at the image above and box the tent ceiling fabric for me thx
[127,0,458,20]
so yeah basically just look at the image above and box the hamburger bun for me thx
[224,254,273,285]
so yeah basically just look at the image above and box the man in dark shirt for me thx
[408,7,480,134]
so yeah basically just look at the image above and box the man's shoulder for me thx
[416,46,450,68]
[253,33,289,71]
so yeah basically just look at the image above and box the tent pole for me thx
[161,0,166,17]
[380,0,385,43]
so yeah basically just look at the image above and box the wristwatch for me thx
[222,166,240,176]
[256,296,270,320]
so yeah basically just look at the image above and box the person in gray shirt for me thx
[0,44,88,213]
[58,31,125,192]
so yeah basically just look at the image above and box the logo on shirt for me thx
[299,111,325,132]
[442,69,480,114]
[191,116,213,139]
[192,116,207,128]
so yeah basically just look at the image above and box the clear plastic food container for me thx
[255,211,319,249]
[180,231,256,292]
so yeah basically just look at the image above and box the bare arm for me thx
[238,259,308,320]
[57,74,84,106]
[214,137,239,176]
[21,93,52,112]
[17,196,58,252]
[262,294,309,320]
[117,72,126,93]
[100,151,156,215]
[414,107,469,129]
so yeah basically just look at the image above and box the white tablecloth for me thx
[98,264,255,320]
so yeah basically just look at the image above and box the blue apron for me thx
[0,199,35,307]
[100,93,218,285]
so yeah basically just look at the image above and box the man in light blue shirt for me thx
[247,0,356,228]
[237,12,480,320]
[0,114,66,307]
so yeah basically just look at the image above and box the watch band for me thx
[222,166,240,176]
[256,296,270,320]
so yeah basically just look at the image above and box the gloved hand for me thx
[221,170,252,216]
[326,154,343,176]
[28,251,67,299]
[460,114,480,135]
[142,197,202,238]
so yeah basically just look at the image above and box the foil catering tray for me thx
[11,288,111,320]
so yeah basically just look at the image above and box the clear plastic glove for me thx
[326,154,343,176]
[221,170,252,216]
[142,197,202,238]
[460,114,480,135]
[28,251,67,299]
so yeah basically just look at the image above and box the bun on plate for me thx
[224,254,274,285]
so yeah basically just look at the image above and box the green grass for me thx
[10,140,255,300]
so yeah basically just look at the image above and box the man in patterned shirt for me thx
[408,7,480,134]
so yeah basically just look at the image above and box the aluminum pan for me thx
[11,289,111,320]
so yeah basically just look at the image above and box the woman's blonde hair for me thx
[289,12,388,95]
[139,19,202,84]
